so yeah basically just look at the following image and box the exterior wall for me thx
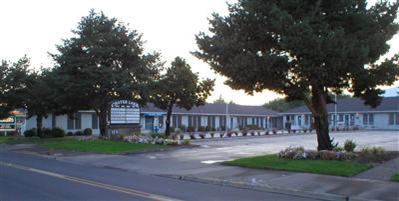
[282,112,399,130]
[25,112,100,135]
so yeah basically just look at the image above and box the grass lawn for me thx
[0,136,67,144]
[223,154,371,177]
[42,139,166,154]
[391,173,399,182]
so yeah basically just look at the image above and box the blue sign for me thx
[143,112,165,117]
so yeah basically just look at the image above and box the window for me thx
[363,113,374,125]
[67,113,81,129]
[363,114,368,125]
[92,114,98,129]
[396,113,399,125]
[389,113,394,125]
[339,114,344,122]
[67,116,74,129]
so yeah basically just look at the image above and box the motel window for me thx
[339,114,344,122]
[389,113,394,125]
[75,113,81,129]
[396,113,399,125]
[92,114,98,129]
[363,113,374,125]
[67,116,74,129]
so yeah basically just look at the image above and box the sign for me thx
[0,117,15,123]
[110,100,140,125]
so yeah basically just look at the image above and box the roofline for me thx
[281,110,399,115]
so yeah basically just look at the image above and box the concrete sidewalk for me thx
[175,165,399,201]
[54,152,399,201]
[355,157,399,181]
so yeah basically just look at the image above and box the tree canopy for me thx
[195,0,399,150]
[151,57,214,136]
[52,10,162,136]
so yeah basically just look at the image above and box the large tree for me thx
[52,10,161,136]
[151,57,214,136]
[195,0,399,150]
[0,57,32,119]
[1,57,60,136]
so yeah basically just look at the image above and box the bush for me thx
[182,139,191,145]
[198,126,206,132]
[74,130,84,136]
[41,128,52,138]
[187,126,195,132]
[344,140,357,152]
[24,128,37,137]
[83,128,93,136]
[66,131,74,136]
[51,127,65,138]
[199,133,206,139]
[362,146,385,155]
[278,146,305,160]
[319,150,337,160]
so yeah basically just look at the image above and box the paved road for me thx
[57,131,399,175]
[0,150,320,201]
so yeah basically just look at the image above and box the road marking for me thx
[0,161,183,201]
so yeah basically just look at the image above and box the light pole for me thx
[225,102,229,133]
[334,93,337,128]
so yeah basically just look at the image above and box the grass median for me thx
[223,154,371,177]
[391,173,399,182]
[42,139,166,154]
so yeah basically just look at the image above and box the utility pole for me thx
[225,102,229,133]
[334,93,337,128]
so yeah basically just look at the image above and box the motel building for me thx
[281,96,399,130]
[24,102,279,135]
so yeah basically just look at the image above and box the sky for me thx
[0,0,398,105]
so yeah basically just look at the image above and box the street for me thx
[0,150,320,201]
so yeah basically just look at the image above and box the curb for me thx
[161,175,381,201]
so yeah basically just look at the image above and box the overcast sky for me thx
[1,0,398,105]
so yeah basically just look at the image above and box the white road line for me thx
[0,161,183,201]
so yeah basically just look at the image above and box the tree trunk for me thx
[165,107,172,137]
[305,89,333,151]
[36,114,43,137]
[98,110,108,137]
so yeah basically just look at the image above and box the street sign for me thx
[110,100,140,125]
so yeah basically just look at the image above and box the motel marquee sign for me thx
[110,100,140,125]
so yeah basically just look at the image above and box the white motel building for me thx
[22,96,399,135]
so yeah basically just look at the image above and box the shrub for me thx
[205,126,212,131]
[169,126,176,133]
[198,126,206,132]
[278,146,305,159]
[66,131,74,136]
[199,133,206,139]
[333,146,344,152]
[362,146,385,155]
[187,126,195,132]
[182,139,191,145]
[41,128,52,138]
[210,132,215,138]
[189,133,196,139]
[83,128,93,136]
[344,140,357,152]
[51,127,65,138]
[179,134,184,140]
[24,128,37,137]
[74,130,84,136]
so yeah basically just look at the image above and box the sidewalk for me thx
[355,157,399,181]
[55,151,399,201]
[174,165,399,201]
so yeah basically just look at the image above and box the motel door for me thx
[344,114,350,127]
[145,116,154,131]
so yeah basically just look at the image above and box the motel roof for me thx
[141,103,278,116]
[282,96,399,114]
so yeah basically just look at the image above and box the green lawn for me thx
[42,139,166,154]
[0,136,66,144]
[391,173,399,182]
[223,154,371,177]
